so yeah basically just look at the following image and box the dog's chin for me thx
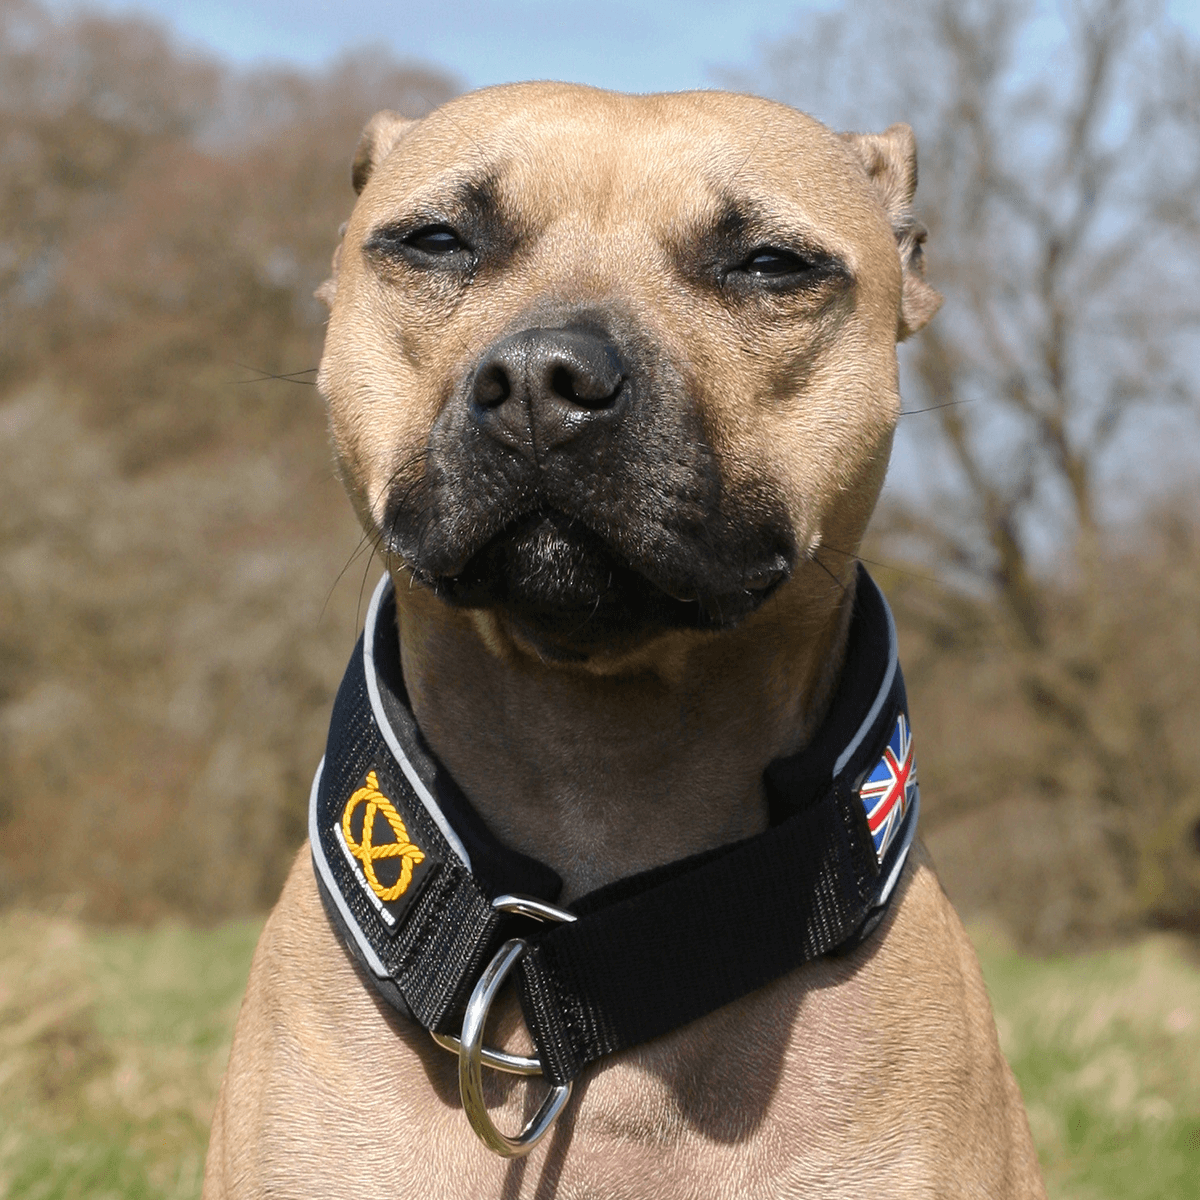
[427,511,781,659]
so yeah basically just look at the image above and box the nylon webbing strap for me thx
[310,606,558,1032]
[515,776,880,1084]
[311,679,505,1029]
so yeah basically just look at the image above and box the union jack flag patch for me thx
[859,712,919,862]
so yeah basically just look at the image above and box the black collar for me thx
[310,565,919,1086]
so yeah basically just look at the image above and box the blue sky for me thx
[48,0,838,91]
[50,0,1200,109]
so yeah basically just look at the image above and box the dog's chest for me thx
[213,848,1039,1198]
[247,878,947,1199]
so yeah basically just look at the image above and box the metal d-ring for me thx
[437,893,576,1157]
[458,937,572,1156]
[490,894,578,926]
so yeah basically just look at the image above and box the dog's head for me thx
[317,84,938,659]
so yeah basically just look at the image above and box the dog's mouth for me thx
[424,508,791,655]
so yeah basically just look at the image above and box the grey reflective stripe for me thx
[307,757,389,979]
[833,572,899,779]
[876,794,919,906]
[362,575,472,869]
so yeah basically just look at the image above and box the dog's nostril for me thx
[549,362,623,410]
[469,328,628,459]
[550,365,577,403]
[474,365,511,409]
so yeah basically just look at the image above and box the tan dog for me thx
[204,83,1045,1198]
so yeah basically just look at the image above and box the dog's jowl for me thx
[204,84,1046,1198]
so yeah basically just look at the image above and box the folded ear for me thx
[317,112,417,308]
[351,109,416,194]
[314,228,345,310]
[840,123,942,340]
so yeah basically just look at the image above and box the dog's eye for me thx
[725,244,851,295]
[404,225,468,255]
[744,247,812,277]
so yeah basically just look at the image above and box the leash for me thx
[310,565,919,1155]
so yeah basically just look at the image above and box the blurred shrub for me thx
[872,503,1200,948]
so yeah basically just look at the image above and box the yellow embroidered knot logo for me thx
[341,771,426,902]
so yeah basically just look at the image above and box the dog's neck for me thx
[394,567,856,902]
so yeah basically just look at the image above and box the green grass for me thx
[0,913,260,1200]
[1,912,1197,1198]
[975,927,1200,1199]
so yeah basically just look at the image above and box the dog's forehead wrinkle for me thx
[682,198,852,273]
[409,113,847,232]
[369,177,529,257]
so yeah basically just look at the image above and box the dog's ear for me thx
[840,123,942,340]
[317,112,416,308]
[351,109,416,195]
[314,223,347,310]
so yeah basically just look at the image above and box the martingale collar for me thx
[310,565,919,1093]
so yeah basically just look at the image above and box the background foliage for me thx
[0,0,455,918]
[744,0,1200,944]
[0,0,1197,938]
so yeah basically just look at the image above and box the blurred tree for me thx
[0,0,458,920]
[745,0,1200,941]
[2,0,1197,943]
[0,0,220,385]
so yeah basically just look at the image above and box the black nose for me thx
[469,327,627,461]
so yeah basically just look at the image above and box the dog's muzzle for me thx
[383,318,796,651]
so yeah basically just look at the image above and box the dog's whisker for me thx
[355,536,386,629]
[899,398,976,416]
[807,551,851,597]
[228,361,320,386]
[818,543,950,589]
[321,530,379,622]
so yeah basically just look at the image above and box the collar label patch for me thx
[335,768,431,929]
[859,712,919,862]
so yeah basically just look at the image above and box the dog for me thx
[203,83,1046,1198]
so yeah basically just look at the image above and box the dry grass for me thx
[974,923,1200,1198]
